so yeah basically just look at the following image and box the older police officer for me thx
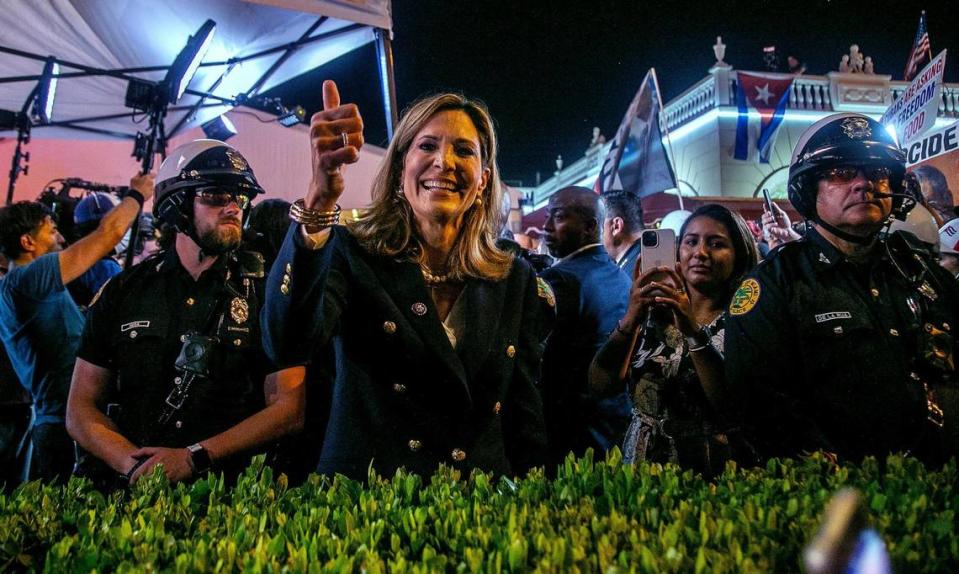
[725,113,959,465]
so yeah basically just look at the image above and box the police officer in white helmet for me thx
[725,113,959,466]
[67,140,305,488]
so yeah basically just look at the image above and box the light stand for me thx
[4,57,59,205]
[4,111,30,206]
[123,19,216,268]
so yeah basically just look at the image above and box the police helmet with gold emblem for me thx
[787,113,914,226]
[154,139,265,236]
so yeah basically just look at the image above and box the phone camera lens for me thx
[641,231,659,248]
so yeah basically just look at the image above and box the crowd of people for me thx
[0,82,957,490]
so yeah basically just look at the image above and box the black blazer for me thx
[263,226,549,479]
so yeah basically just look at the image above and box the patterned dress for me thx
[622,314,750,476]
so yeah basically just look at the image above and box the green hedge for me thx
[1,451,956,572]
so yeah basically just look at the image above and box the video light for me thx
[35,59,59,124]
[278,106,305,127]
[201,114,237,141]
[163,19,216,105]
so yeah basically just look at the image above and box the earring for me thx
[396,186,404,196]
[475,197,483,206]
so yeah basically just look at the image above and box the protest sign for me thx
[881,49,946,144]
[905,120,959,217]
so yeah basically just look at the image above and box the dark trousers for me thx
[30,423,75,483]
[0,404,32,491]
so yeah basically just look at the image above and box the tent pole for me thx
[374,28,398,140]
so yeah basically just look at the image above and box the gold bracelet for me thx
[289,199,341,227]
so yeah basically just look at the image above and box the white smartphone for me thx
[639,229,677,276]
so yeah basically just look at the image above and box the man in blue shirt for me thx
[539,186,632,466]
[68,192,125,308]
[0,173,153,481]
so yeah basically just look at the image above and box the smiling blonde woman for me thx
[262,81,551,479]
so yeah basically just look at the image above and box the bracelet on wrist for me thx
[124,189,145,209]
[122,457,148,481]
[686,327,710,352]
[289,199,341,228]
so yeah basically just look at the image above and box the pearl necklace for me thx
[420,265,452,285]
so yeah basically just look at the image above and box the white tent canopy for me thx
[0,0,393,141]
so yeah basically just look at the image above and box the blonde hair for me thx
[349,93,513,281]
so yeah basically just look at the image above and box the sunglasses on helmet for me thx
[819,165,892,184]
[194,187,253,210]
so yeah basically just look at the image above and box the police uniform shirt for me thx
[725,226,959,463]
[77,249,267,456]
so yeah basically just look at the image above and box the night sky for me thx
[266,0,956,187]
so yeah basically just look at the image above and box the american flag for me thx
[904,11,931,81]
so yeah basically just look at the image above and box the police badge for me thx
[840,117,872,139]
[225,148,250,172]
[230,297,249,324]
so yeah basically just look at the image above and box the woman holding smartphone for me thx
[589,204,758,476]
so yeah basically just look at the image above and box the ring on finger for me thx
[340,131,349,147]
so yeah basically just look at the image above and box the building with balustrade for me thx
[518,64,959,229]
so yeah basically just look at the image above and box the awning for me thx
[0,0,392,141]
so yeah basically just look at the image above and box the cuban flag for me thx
[734,72,794,163]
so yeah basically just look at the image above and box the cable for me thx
[227,109,282,124]
[41,178,67,190]
[130,110,149,124]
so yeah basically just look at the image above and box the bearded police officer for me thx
[725,113,959,465]
[67,140,305,486]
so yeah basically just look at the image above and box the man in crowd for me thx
[67,140,304,486]
[601,191,644,279]
[726,113,959,465]
[68,192,125,307]
[0,175,152,482]
[539,186,631,465]
[0,256,32,489]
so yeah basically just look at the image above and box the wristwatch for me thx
[186,443,212,475]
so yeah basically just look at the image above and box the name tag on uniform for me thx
[120,320,150,332]
[815,312,852,323]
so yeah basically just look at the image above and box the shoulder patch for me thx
[536,276,556,308]
[729,278,761,316]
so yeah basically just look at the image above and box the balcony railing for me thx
[664,75,716,129]
[665,69,959,132]
[525,68,959,213]
[787,76,831,110]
